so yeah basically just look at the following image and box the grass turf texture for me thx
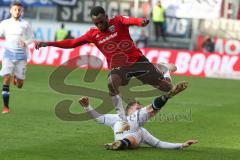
[0,65,239,160]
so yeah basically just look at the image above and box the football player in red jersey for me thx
[35,6,187,123]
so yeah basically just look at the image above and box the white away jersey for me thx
[0,18,33,60]
[96,107,149,141]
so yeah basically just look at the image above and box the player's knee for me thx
[152,95,168,110]
[17,84,23,88]
[16,81,24,88]
[119,138,134,149]
[3,75,11,84]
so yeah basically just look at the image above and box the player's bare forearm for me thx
[78,97,103,120]
[135,105,157,126]
[146,104,158,117]
[142,94,170,119]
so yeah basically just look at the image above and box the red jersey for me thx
[47,16,145,68]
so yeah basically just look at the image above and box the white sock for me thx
[141,128,183,149]
[111,95,127,121]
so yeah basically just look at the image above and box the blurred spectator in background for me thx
[136,30,148,48]
[151,1,166,41]
[64,30,74,39]
[202,36,215,53]
[54,23,67,41]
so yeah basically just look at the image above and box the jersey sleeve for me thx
[84,105,120,127]
[46,30,94,48]
[0,21,4,37]
[129,107,150,127]
[117,15,145,26]
[98,114,121,127]
[23,22,34,46]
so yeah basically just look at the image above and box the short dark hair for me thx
[90,6,105,17]
[126,100,141,114]
[10,1,23,8]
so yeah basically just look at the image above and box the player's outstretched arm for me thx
[119,16,149,27]
[79,97,102,119]
[35,34,91,50]
[79,97,120,127]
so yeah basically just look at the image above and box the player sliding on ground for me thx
[79,96,198,150]
[35,6,187,124]
[79,63,193,150]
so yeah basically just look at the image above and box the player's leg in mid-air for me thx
[108,57,187,105]
[155,62,177,83]
[131,58,187,98]
[0,59,27,113]
[155,62,188,98]
[108,72,127,122]
[108,60,187,132]
[108,73,130,135]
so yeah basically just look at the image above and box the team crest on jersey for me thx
[108,25,115,32]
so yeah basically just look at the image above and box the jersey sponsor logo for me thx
[122,16,129,18]
[108,25,115,33]
[98,32,118,44]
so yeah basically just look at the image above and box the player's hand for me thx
[141,18,149,27]
[18,40,27,48]
[182,139,198,148]
[79,97,89,107]
[35,42,48,50]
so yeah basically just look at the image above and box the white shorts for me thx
[0,58,27,80]
[116,129,143,145]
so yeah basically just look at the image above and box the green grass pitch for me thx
[0,65,239,160]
